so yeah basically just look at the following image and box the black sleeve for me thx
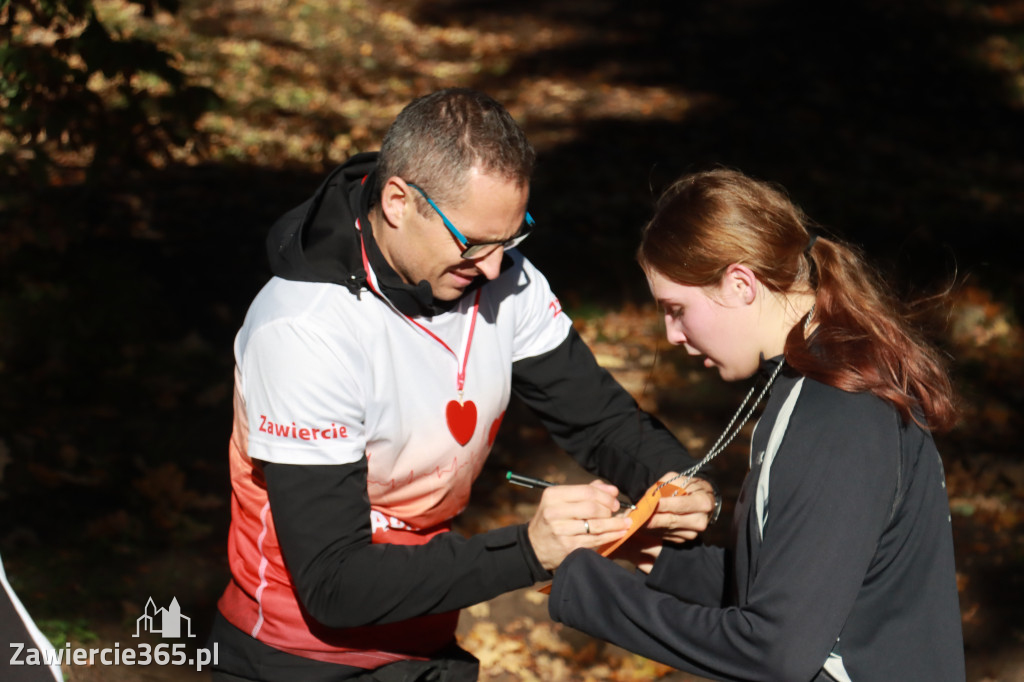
[262,458,551,628]
[511,328,701,499]
[645,541,729,607]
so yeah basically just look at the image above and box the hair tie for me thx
[805,233,818,254]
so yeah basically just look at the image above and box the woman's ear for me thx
[379,176,410,229]
[722,263,758,306]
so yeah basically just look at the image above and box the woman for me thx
[548,169,965,681]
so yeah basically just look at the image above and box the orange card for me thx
[538,481,687,593]
[597,481,685,558]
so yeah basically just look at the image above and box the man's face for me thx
[377,167,530,301]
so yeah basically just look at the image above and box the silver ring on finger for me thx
[583,519,590,534]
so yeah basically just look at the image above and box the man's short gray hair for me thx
[376,88,535,212]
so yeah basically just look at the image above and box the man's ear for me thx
[722,263,758,305]
[379,176,411,229]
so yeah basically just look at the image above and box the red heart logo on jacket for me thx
[445,400,477,446]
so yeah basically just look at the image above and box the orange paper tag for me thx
[538,481,686,594]
[596,481,684,558]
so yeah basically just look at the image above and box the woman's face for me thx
[646,268,763,381]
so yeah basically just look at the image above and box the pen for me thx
[505,471,636,509]
[505,471,554,488]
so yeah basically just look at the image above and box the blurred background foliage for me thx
[1,0,1023,678]
[1,0,218,186]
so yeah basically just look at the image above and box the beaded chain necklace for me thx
[657,303,814,494]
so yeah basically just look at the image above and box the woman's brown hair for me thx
[638,168,957,432]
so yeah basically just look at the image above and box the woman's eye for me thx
[666,307,684,320]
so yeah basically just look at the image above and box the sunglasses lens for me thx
[460,244,493,259]
[458,215,534,259]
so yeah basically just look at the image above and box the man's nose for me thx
[472,247,505,280]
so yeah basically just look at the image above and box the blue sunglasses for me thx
[407,182,534,260]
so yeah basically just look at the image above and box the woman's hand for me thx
[527,480,632,571]
[644,473,717,543]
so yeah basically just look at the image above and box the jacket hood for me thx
[266,152,487,317]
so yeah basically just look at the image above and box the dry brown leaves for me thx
[460,608,680,682]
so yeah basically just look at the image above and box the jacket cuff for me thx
[513,524,553,583]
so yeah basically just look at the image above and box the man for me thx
[210,88,715,681]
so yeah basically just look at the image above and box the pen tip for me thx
[505,471,512,480]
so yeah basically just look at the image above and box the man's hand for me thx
[527,481,632,571]
[644,473,717,544]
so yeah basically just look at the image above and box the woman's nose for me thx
[664,319,687,346]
